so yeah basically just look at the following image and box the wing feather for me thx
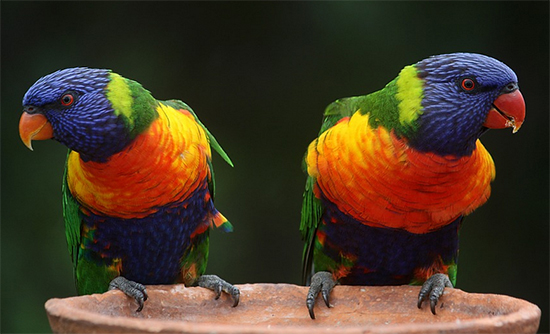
[62,150,82,283]
[300,96,365,284]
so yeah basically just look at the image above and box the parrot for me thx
[19,67,240,312]
[300,53,526,319]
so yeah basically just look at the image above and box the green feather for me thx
[105,73,158,139]
[300,175,323,284]
[62,150,80,273]
[179,230,210,286]
[75,256,119,295]
[316,65,423,139]
[364,65,423,138]
[126,79,158,137]
[319,96,364,135]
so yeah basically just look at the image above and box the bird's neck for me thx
[360,66,423,141]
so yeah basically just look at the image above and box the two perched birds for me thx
[19,53,525,317]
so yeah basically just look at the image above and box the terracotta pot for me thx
[45,283,540,334]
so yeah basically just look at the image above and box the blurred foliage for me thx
[1,2,548,333]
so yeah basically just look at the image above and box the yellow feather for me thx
[396,65,423,126]
[106,73,134,128]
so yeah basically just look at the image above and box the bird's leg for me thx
[417,273,453,315]
[197,274,240,307]
[306,271,337,319]
[108,276,148,312]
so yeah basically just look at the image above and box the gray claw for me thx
[306,271,337,320]
[417,273,453,315]
[109,276,148,312]
[198,274,240,307]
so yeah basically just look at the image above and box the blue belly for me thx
[316,198,461,285]
[81,183,214,284]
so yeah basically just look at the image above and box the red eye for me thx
[61,93,75,106]
[461,78,476,91]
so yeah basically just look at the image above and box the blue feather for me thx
[411,53,519,156]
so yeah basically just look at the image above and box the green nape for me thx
[319,65,423,139]
[106,73,158,139]
[363,82,418,139]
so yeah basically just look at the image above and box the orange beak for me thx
[483,89,525,133]
[19,111,54,150]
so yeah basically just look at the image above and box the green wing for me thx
[300,96,365,284]
[300,175,323,284]
[62,150,81,273]
[318,96,365,135]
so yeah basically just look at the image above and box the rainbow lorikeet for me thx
[300,53,525,319]
[19,68,239,311]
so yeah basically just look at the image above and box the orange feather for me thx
[306,112,495,234]
[66,103,212,219]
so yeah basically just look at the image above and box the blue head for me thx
[410,53,525,156]
[20,67,157,162]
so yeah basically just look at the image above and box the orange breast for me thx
[67,103,211,219]
[306,112,495,233]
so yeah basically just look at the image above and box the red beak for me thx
[19,112,54,150]
[483,89,525,133]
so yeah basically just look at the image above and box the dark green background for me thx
[2,2,548,333]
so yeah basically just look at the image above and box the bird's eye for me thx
[460,78,476,92]
[60,93,75,106]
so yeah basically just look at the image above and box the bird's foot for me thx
[197,274,240,307]
[108,276,148,312]
[306,271,337,320]
[417,273,453,315]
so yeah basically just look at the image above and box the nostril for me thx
[502,83,518,94]
[24,106,37,114]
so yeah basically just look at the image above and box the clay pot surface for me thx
[45,283,540,334]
